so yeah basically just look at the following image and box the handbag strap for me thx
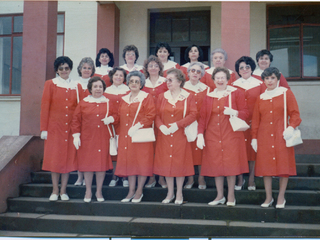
[183,98,187,118]
[284,90,287,129]
[105,100,113,138]
[76,84,80,104]
[132,99,143,127]
[228,91,232,109]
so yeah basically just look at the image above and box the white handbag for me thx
[183,97,198,142]
[105,101,118,156]
[131,100,155,143]
[228,92,250,132]
[284,91,303,147]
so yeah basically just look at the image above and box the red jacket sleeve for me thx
[251,97,261,139]
[279,73,290,89]
[286,90,301,128]
[40,80,53,131]
[70,101,82,134]
[137,94,156,127]
[176,94,197,128]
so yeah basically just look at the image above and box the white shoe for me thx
[121,195,134,202]
[49,194,58,201]
[145,181,156,188]
[109,177,119,187]
[60,194,69,201]
[235,180,245,190]
[226,199,236,207]
[276,199,286,209]
[208,197,226,206]
[261,198,274,208]
[122,179,129,187]
[162,195,175,204]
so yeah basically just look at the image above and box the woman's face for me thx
[147,61,160,76]
[57,63,71,80]
[212,52,226,68]
[239,62,252,80]
[99,53,110,66]
[189,46,199,62]
[125,51,136,65]
[264,73,278,91]
[81,63,93,79]
[128,76,141,93]
[157,47,170,63]
[91,81,104,98]
[213,71,228,91]
[258,54,271,70]
[188,65,202,85]
[113,70,125,87]
[166,73,181,91]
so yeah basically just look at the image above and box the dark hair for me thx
[184,44,203,62]
[235,56,256,77]
[126,71,145,89]
[261,67,281,81]
[256,49,273,63]
[155,42,172,58]
[122,45,139,63]
[77,57,95,77]
[87,76,107,94]
[95,48,114,67]
[212,67,231,81]
[166,68,186,88]
[54,56,73,72]
[108,67,127,84]
[143,55,164,78]
[187,62,205,78]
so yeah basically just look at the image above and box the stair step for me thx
[0,212,319,236]
[19,183,320,206]
[7,197,320,224]
[295,154,320,163]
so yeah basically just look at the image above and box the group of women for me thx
[40,42,301,208]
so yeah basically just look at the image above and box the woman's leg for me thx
[74,171,84,184]
[95,171,106,199]
[176,177,185,201]
[235,174,244,188]
[51,172,60,195]
[133,175,147,200]
[262,176,273,204]
[124,175,136,199]
[164,176,174,200]
[145,174,156,185]
[213,176,225,201]
[158,176,167,187]
[83,172,94,199]
[198,166,206,186]
[60,172,69,195]
[226,175,236,203]
[248,161,255,187]
[185,175,194,186]
[277,177,289,205]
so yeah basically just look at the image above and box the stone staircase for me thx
[0,154,319,237]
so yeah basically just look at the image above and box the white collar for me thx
[122,90,148,104]
[120,64,143,72]
[78,77,90,90]
[105,84,130,94]
[207,85,237,99]
[206,67,234,75]
[52,76,78,89]
[183,81,208,93]
[232,76,263,90]
[252,67,264,76]
[83,95,109,103]
[163,60,178,70]
[164,88,190,105]
[182,62,209,69]
[95,65,112,75]
[260,86,287,100]
[144,76,166,88]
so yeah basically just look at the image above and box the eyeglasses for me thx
[58,66,70,71]
[239,65,251,71]
[190,69,201,74]
[148,64,159,69]
[129,80,140,84]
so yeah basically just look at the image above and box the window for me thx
[268,4,320,80]
[0,13,65,95]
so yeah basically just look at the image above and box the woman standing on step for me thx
[40,56,78,201]
[71,77,116,202]
[251,67,301,208]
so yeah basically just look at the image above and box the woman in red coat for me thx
[251,67,301,208]
[71,77,116,202]
[94,48,114,87]
[183,62,208,189]
[115,71,156,203]
[197,67,249,206]
[155,42,180,77]
[154,69,197,204]
[120,45,144,74]
[40,56,77,201]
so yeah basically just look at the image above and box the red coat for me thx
[198,86,249,177]
[204,67,237,90]
[94,66,113,88]
[93,73,112,88]
[230,76,266,161]
[183,81,208,165]
[71,96,116,172]
[251,87,301,176]
[40,78,78,173]
[115,91,156,177]
[142,76,168,104]
[154,89,197,177]
[162,60,180,78]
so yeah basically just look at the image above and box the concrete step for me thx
[19,183,320,206]
[1,212,319,237]
[295,154,320,163]
[31,171,320,190]
[7,197,320,224]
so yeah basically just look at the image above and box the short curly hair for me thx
[126,71,145,90]
[256,49,273,63]
[211,67,231,81]
[143,55,164,79]
[184,44,203,62]
[95,48,114,67]
[235,56,256,77]
[166,68,186,88]
[77,57,95,77]
[261,67,281,81]
[54,56,73,72]
[87,76,107,94]
[108,67,127,84]
[155,42,172,58]
[122,45,139,63]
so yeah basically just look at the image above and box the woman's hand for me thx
[159,125,170,135]
[40,131,48,140]
[251,139,257,152]
[73,133,81,150]
[223,107,238,116]
[196,134,205,149]
[168,123,178,133]
[101,116,114,125]
[128,122,143,137]
[283,126,294,140]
